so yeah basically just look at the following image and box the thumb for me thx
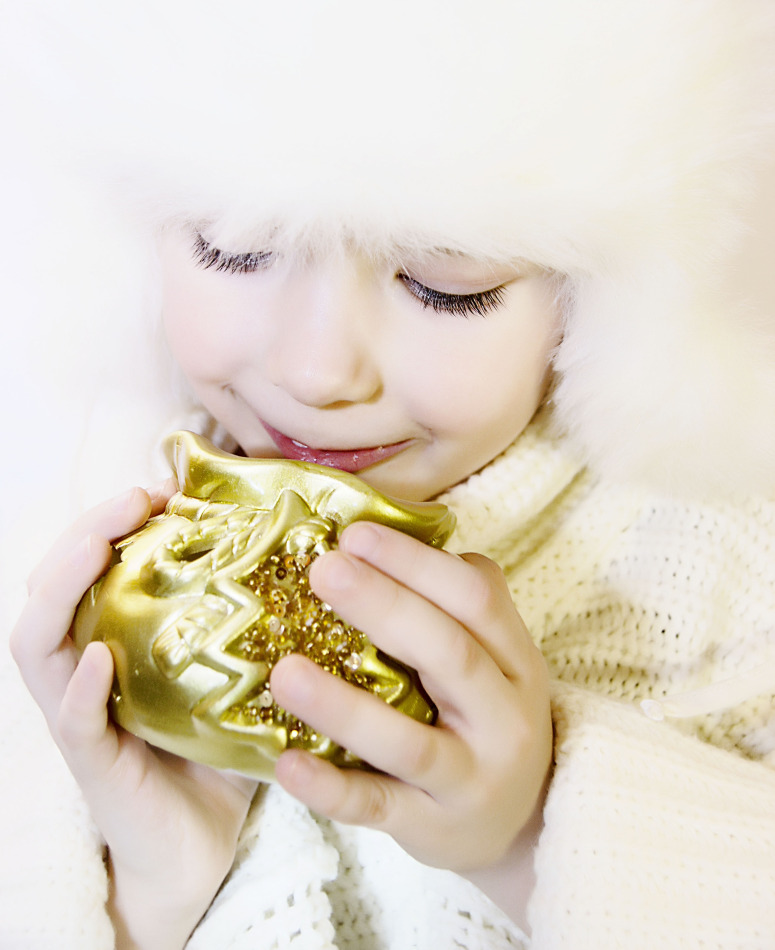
[56,641,123,787]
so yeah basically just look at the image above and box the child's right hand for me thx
[10,485,257,950]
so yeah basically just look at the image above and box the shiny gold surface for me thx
[73,431,455,780]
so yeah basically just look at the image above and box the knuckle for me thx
[8,623,25,666]
[357,779,392,827]
[460,556,507,622]
[8,606,39,670]
[401,727,440,782]
[444,625,482,681]
[521,638,550,689]
[55,701,79,749]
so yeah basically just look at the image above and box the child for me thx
[2,2,775,948]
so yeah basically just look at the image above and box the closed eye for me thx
[397,273,507,317]
[192,233,273,274]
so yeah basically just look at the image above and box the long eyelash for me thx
[399,274,506,317]
[192,233,273,274]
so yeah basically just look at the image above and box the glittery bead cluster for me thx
[224,552,367,747]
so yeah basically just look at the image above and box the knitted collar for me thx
[438,406,775,721]
[438,405,584,558]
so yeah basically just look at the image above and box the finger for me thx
[56,641,121,781]
[147,477,178,515]
[339,522,535,678]
[27,486,155,593]
[308,548,512,725]
[10,533,114,726]
[55,643,168,847]
[275,749,474,869]
[275,746,400,826]
[270,653,469,793]
[275,746,431,837]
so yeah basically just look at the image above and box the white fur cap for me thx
[4,0,775,497]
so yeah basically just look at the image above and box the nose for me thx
[267,260,383,408]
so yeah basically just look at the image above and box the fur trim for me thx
[2,0,775,498]
[552,259,775,495]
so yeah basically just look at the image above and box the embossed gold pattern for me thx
[73,431,455,780]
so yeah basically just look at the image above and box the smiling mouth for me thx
[260,421,413,473]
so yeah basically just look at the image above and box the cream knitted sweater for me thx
[1,410,774,949]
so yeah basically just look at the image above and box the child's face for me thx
[159,230,560,501]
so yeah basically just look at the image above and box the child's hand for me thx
[10,485,257,950]
[269,521,553,881]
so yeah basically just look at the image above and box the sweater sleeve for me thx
[0,658,114,950]
[528,680,775,950]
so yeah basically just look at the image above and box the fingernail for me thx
[271,658,315,705]
[111,487,140,511]
[68,534,94,567]
[341,522,381,558]
[319,551,360,590]
[146,478,176,503]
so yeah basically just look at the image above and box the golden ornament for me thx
[73,431,455,780]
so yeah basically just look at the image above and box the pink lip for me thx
[261,421,412,473]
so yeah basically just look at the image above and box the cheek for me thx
[414,289,558,436]
[163,304,215,379]
[408,326,555,433]
[161,268,237,383]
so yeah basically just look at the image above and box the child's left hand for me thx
[269,521,553,874]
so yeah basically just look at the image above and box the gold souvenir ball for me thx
[74,431,455,780]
